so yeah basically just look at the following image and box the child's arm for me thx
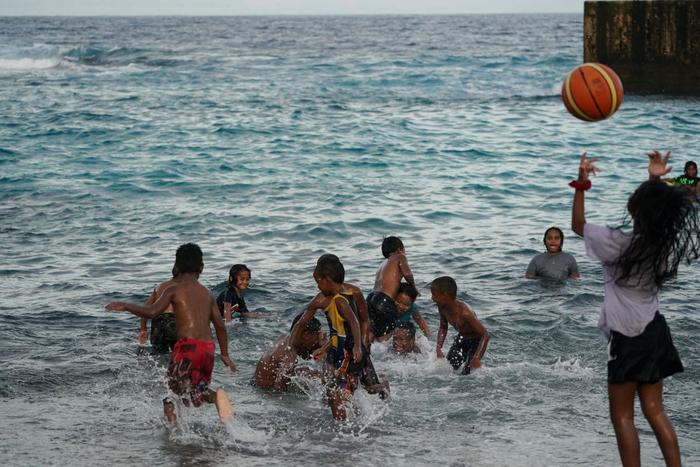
[569,257,581,279]
[290,293,327,344]
[397,253,419,293]
[138,288,158,344]
[525,257,537,279]
[210,299,236,372]
[436,312,448,359]
[413,310,431,338]
[463,306,489,369]
[106,286,175,319]
[571,152,599,237]
[336,297,363,364]
[647,150,672,180]
[348,285,371,347]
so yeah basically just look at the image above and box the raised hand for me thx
[577,152,600,182]
[647,150,672,179]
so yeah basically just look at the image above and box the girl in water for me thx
[572,150,698,467]
[216,264,261,321]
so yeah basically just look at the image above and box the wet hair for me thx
[228,264,251,287]
[397,282,418,302]
[543,226,564,252]
[381,236,404,258]
[315,254,345,284]
[684,160,697,175]
[175,243,203,274]
[395,320,416,338]
[614,180,700,289]
[431,276,457,299]
[290,313,322,333]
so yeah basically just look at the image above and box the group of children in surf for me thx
[107,152,698,466]
[107,235,490,423]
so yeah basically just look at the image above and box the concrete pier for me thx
[584,1,700,94]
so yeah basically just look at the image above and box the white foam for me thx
[0,57,61,70]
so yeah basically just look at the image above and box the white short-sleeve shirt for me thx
[584,223,659,337]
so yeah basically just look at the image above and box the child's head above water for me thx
[431,276,457,306]
[684,160,697,178]
[314,254,345,295]
[381,236,404,258]
[228,264,251,291]
[290,313,323,358]
[395,282,418,314]
[618,179,700,289]
[392,321,417,354]
[543,226,564,253]
[175,243,203,274]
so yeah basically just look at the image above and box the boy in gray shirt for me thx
[525,226,579,280]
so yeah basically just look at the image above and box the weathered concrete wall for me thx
[584,1,700,94]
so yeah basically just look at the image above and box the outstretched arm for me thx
[211,299,236,372]
[413,310,431,337]
[291,293,328,345]
[138,288,158,344]
[436,313,448,359]
[106,286,176,319]
[571,152,599,237]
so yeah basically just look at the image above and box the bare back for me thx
[254,334,296,390]
[373,255,403,299]
[439,300,484,339]
[168,276,217,341]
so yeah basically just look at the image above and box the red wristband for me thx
[569,179,592,191]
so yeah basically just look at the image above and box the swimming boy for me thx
[254,314,325,391]
[394,282,431,338]
[138,267,178,354]
[367,236,419,340]
[391,321,421,355]
[106,243,236,423]
[294,255,363,421]
[432,276,489,375]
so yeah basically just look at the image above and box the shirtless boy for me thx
[367,236,418,339]
[106,243,236,423]
[254,314,324,391]
[432,276,489,375]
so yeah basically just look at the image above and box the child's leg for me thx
[163,397,177,423]
[202,388,234,422]
[327,386,347,421]
[608,382,640,467]
[638,381,681,467]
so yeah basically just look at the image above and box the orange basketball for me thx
[561,63,624,121]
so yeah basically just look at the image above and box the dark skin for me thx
[571,150,681,467]
[391,328,421,354]
[432,285,489,369]
[341,282,371,347]
[254,326,324,391]
[138,275,176,344]
[373,248,418,299]
[106,268,236,422]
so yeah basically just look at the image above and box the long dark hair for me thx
[614,180,700,289]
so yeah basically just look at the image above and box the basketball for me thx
[561,63,624,121]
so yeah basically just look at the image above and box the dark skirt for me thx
[607,312,684,384]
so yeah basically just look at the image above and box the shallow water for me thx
[1,14,699,466]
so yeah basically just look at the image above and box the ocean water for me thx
[1,14,699,466]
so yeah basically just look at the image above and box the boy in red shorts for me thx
[106,243,236,423]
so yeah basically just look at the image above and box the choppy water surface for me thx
[1,15,699,466]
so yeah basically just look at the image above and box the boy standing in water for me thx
[432,276,489,375]
[367,236,419,340]
[106,243,236,423]
[295,255,363,421]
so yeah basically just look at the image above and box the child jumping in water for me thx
[572,150,697,467]
[107,243,237,424]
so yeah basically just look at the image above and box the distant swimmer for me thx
[294,255,363,421]
[367,236,419,341]
[663,160,700,195]
[391,321,421,355]
[432,276,489,375]
[106,243,237,424]
[525,227,580,281]
[216,264,262,321]
[138,267,178,354]
[254,314,325,391]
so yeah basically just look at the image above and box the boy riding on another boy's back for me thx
[432,276,489,375]
[367,236,419,340]
[106,243,236,424]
